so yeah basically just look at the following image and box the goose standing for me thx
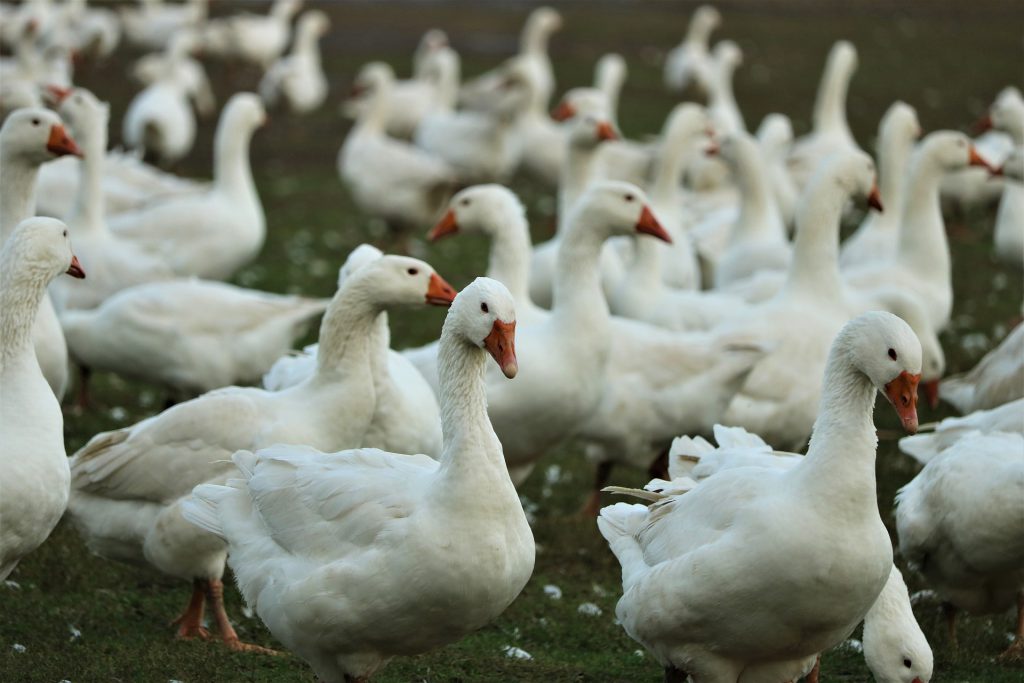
[598,311,923,682]
[0,217,84,579]
[663,4,720,94]
[67,255,455,652]
[182,278,534,683]
[0,107,81,399]
[199,0,302,70]
[705,41,746,136]
[258,9,330,114]
[988,88,1024,268]
[111,93,267,281]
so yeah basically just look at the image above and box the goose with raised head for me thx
[706,41,746,136]
[182,278,534,683]
[989,88,1024,268]
[48,87,175,311]
[599,310,923,683]
[841,102,922,269]
[111,93,267,281]
[756,113,799,228]
[199,0,302,69]
[259,9,330,114]
[67,255,456,653]
[340,62,457,232]
[788,40,864,191]
[0,217,84,580]
[663,4,720,94]
[896,430,1024,660]
[845,131,997,332]
[940,323,1024,413]
[0,107,82,399]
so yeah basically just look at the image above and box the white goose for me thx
[756,113,799,228]
[989,88,1024,268]
[663,4,720,94]
[787,40,864,191]
[120,0,207,51]
[841,101,922,269]
[0,217,83,579]
[199,0,302,70]
[182,278,534,683]
[896,430,1024,660]
[339,62,457,232]
[259,9,330,114]
[940,323,1024,413]
[111,93,267,281]
[899,398,1024,464]
[67,255,455,653]
[598,311,923,683]
[0,107,81,399]
[49,87,175,311]
[706,41,746,136]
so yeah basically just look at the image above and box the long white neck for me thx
[874,128,914,235]
[730,146,782,242]
[595,58,624,124]
[624,234,664,292]
[557,141,600,234]
[552,214,611,334]
[67,110,108,234]
[814,54,853,136]
[0,155,40,244]
[355,79,390,136]
[213,113,256,200]
[686,14,714,47]
[484,210,533,307]
[293,21,321,62]
[0,255,49,367]
[896,151,948,277]
[782,176,847,301]
[313,284,381,382]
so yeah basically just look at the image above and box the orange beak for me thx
[484,319,517,378]
[47,124,82,158]
[972,114,993,134]
[704,142,720,156]
[349,83,366,98]
[66,254,86,279]
[921,378,940,409]
[428,208,458,241]
[867,184,884,212]
[968,145,997,173]
[551,100,575,122]
[884,370,920,434]
[45,84,72,104]
[636,206,673,244]
[596,121,618,142]
[424,272,457,306]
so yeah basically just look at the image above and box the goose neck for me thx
[314,287,382,379]
[68,114,108,233]
[552,219,611,331]
[650,139,692,203]
[213,116,257,199]
[732,150,778,239]
[877,132,913,216]
[0,261,48,362]
[626,235,664,290]
[294,23,321,60]
[0,156,39,244]
[896,155,947,274]
[782,181,845,300]
[813,59,852,135]
[356,82,390,135]
[485,212,533,306]
[557,143,599,234]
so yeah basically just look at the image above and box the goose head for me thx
[522,6,562,48]
[448,277,518,378]
[350,61,394,98]
[661,103,710,147]
[713,131,763,173]
[347,255,457,309]
[297,9,330,37]
[917,130,996,175]
[882,101,922,144]
[336,244,384,288]
[4,216,85,281]
[55,87,108,143]
[563,112,619,149]
[863,568,933,683]
[811,148,882,212]
[690,5,722,40]
[756,113,794,156]
[0,108,81,163]
[570,181,673,244]
[222,92,267,132]
[429,184,523,241]
[827,40,858,82]
[712,40,743,74]
[988,86,1024,141]
[842,311,922,433]
[481,61,535,118]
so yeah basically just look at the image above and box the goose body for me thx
[182,278,534,682]
[663,5,720,94]
[989,89,1024,268]
[899,398,1024,465]
[259,10,330,114]
[940,324,1024,413]
[120,0,207,51]
[199,0,302,69]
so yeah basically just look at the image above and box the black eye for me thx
[31,118,40,126]
[480,302,489,313]
[460,198,471,207]
[903,658,912,668]
[62,230,68,237]
[407,268,418,275]
[624,194,635,202]
[888,348,898,361]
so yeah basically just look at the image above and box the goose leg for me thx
[805,655,821,683]
[942,601,959,650]
[579,460,613,517]
[998,591,1024,661]
[170,578,210,640]
[205,578,279,655]
[73,364,93,413]
[648,447,670,480]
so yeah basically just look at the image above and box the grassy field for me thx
[3,1,1024,681]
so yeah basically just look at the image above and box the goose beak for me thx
[551,100,575,122]
[424,272,457,306]
[428,209,458,241]
[596,121,618,142]
[867,184,884,212]
[47,124,82,158]
[44,84,72,104]
[884,370,920,434]
[484,319,517,379]
[968,146,997,173]
[66,255,86,279]
[972,114,993,134]
[704,142,720,156]
[921,378,940,409]
[636,206,673,244]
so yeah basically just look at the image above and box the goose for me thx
[706,41,746,136]
[67,255,456,653]
[48,87,176,311]
[120,0,208,52]
[598,311,923,683]
[899,398,1024,464]
[0,107,82,399]
[258,9,330,114]
[788,40,864,191]
[896,430,1024,660]
[182,277,534,683]
[756,113,799,228]
[131,31,216,119]
[48,0,121,62]
[988,88,1024,268]
[199,0,302,70]
[61,278,330,400]
[844,131,997,332]
[0,217,83,580]
[663,4,720,94]
[841,102,922,269]
[111,93,267,281]
[339,62,458,232]
[940,323,1024,413]
[262,245,447,459]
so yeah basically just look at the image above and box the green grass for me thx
[3,1,1024,681]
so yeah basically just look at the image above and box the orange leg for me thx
[205,578,279,655]
[579,461,613,517]
[170,579,210,640]
[805,655,821,683]
[942,602,959,650]
[998,591,1024,661]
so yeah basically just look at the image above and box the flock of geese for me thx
[1,1,1022,682]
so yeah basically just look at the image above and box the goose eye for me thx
[31,118,40,126]
[407,268,418,276]
[903,658,912,668]
[888,348,898,361]
[624,194,635,202]
[480,302,489,313]
[62,230,68,237]
[460,198,471,207]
